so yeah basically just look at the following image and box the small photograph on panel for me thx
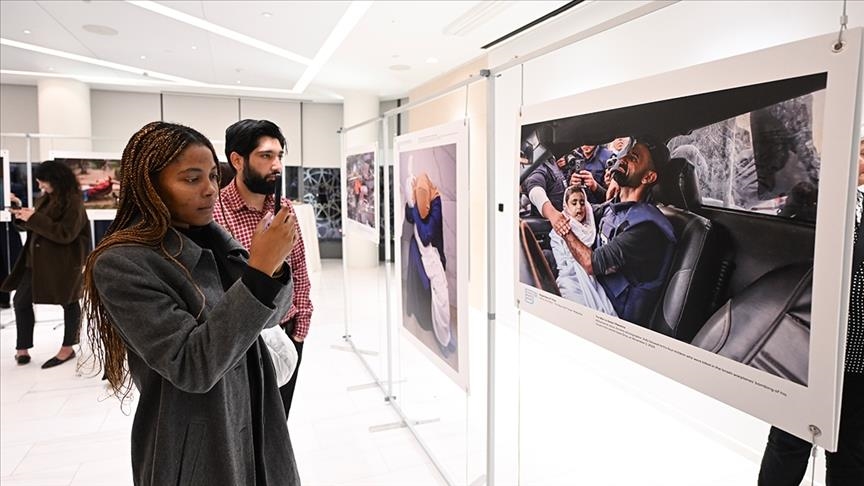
[518,73,827,386]
[399,143,459,372]
[344,151,376,228]
[52,156,121,209]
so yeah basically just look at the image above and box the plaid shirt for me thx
[214,180,313,339]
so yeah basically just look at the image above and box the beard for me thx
[243,159,277,195]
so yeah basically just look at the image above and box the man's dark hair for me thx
[634,135,669,176]
[224,119,286,175]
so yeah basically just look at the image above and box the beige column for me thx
[342,91,379,268]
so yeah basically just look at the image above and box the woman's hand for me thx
[247,207,297,277]
[11,207,34,222]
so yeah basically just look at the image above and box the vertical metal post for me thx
[25,134,32,208]
[382,116,395,400]
[340,129,351,340]
[299,103,305,200]
[383,116,392,262]
[483,70,497,486]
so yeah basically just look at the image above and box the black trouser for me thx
[758,373,864,486]
[279,319,304,419]
[14,269,81,350]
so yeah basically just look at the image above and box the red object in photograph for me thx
[85,177,113,199]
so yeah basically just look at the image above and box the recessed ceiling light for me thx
[426,57,438,64]
[191,45,197,50]
[23,30,31,35]
[82,24,118,36]
[48,67,54,71]
[236,80,241,84]
[261,12,273,18]
[139,55,147,60]
[389,64,410,71]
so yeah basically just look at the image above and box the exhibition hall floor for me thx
[0,260,444,486]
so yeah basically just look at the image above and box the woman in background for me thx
[3,161,90,368]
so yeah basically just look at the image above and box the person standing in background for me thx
[3,161,90,368]
[214,119,313,419]
[757,138,864,486]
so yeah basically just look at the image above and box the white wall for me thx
[90,90,161,154]
[240,98,302,167]
[2,83,344,170]
[487,1,864,484]
[0,84,39,161]
[301,103,342,168]
[161,93,239,160]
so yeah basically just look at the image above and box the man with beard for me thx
[214,119,313,418]
[556,139,676,325]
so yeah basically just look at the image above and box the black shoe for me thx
[41,351,76,369]
[15,354,30,365]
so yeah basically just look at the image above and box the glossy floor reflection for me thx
[0,260,444,486]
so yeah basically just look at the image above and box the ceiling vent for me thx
[442,1,511,37]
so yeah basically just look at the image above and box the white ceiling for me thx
[0,0,572,101]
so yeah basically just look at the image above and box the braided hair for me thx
[83,121,219,400]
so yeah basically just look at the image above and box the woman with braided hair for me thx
[83,121,301,485]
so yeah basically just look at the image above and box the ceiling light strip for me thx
[0,69,166,86]
[293,0,371,93]
[0,68,301,96]
[125,0,312,65]
[0,38,201,84]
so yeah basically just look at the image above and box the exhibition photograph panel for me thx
[516,30,863,449]
[395,120,470,390]
[48,151,121,210]
[343,145,378,242]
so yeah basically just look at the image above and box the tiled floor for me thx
[0,260,445,486]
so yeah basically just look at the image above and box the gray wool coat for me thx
[92,223,300,486]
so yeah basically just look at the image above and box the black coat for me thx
[1,196,90,304]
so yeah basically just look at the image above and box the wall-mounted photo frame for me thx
[515,29,862,450]
[395,120,470,390]
[48,150,121,212]
[342,144,379,242]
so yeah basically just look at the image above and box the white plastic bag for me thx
[260,326,298,387]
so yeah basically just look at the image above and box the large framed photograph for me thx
[342,144,378,242]
[515,30,862,449]
[48,151,121,211]
[395,120,470,390]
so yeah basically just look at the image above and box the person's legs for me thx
[757,426,811,486]
[13,270,35,354]
[278,320,303,419]
[825,373,864,486]
[60,300,81,348]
